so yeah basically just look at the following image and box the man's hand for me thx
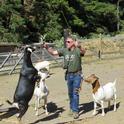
[42,43,49,49]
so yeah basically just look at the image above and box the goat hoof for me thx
[46,112,49,115]
[16,113,20,117]
[92,112,96,116]
[35,112,39,116]
[101,113,105,116]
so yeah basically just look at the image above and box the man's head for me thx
[65,35,77,49]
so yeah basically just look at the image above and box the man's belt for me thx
[67,70,82,74]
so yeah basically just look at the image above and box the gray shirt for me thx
[58,47,82,72]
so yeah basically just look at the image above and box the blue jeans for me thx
[67,73,82,113]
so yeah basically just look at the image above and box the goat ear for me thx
[94,75,99,80]
[91,74,97,78]
[27,47,33,53]
[92,74,99,80]
[91,74,95,76]
[90,74,99,84]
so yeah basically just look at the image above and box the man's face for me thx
[65,38,75,49]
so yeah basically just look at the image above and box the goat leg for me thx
[44,98,49,115]
[34,97,39,116]
[92,101,97,116]
[113,94,117,111]
[101,101,105,116]
[34,97,37,111]
[35,98,40,116]
[108,101,111,109]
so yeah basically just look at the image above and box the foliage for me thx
[0,0,124,46]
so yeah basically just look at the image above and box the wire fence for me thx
[0,44,63,75]
[81,34,124,63]
[0,35,124,75]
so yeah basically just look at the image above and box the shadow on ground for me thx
[58,102,120,124]
[29,102,65,124]
[0,108,18,121]
[79,101,120,116]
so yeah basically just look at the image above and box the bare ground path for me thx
[0,58,124,124]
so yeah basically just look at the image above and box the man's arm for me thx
[79,46,86,56]
[75,41,86,56]
[43,43,59,56]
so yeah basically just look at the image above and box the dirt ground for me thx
[0,58,124,124]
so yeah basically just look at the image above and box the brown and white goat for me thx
[84,74,117,116]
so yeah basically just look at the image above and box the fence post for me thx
[9,53,24,75]
[98,33,102,59]
[0,52,11,69]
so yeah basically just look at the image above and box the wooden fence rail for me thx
[0,47,124,75]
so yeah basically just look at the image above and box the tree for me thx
[0,0,124,45]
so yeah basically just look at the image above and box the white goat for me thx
[35,61,50,72]
[84,74,117,116]
[34,71,49,116]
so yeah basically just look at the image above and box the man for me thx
[44,35,86,119]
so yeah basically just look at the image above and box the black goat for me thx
[0,46,39,121]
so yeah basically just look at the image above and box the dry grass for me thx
[80,36,124,55]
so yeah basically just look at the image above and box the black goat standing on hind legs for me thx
[0,46,40,123]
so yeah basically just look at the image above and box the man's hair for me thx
[67,34,77,41]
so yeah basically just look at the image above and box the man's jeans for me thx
[67,73,82,113]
